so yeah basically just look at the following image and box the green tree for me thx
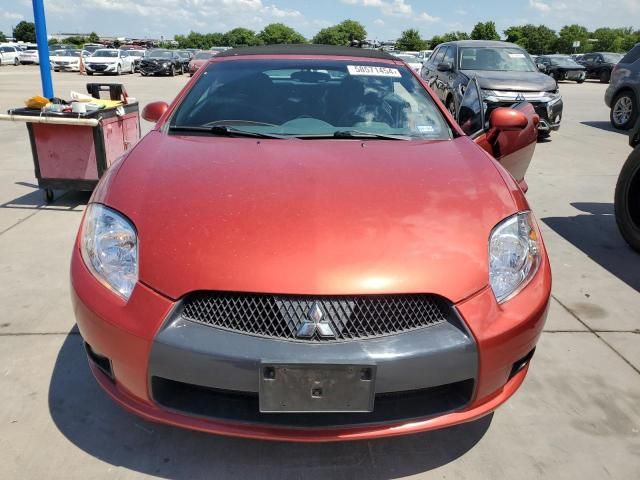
[205,32,225,47]
[258,23,306,44]
[13,21,36,43]
[87,32,100,43]
[555,24,589,53]
[429,31,469,49]
[470,21,500,41]
[0,31,6,43]
[504,24,557,54]
[396,29,427,51]
[312,19,366,45]
[222,27,261,47]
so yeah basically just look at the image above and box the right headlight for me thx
[80,203,138,300]
[489,212,541,303]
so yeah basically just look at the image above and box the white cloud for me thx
[418,12,440,22]
[0,9,23,21]
[528,0,551,13]
[341,0,412,16]
[374,18,385,26]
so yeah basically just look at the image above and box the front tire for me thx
[14,57,19,66]
[116,64,121,76]
[610,91,637,130]
[615,147,640,252]
[170,65,176,76]
[86,71,93,76]
[599,70,610,83]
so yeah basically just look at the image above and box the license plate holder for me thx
[259,364,376,413]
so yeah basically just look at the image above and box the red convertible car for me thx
[71,45,551,442]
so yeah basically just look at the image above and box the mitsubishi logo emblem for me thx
[296,302,335,338]
[515,93,526,102]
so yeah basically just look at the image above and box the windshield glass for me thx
[129,50,145,56]
[146,49,172,59]
[395,54,420,62]
[602,53,623,63]
[460,47,536,72]
[55,49,81,57]
[170,59,451,140]
[93,50,118,58]
[195,52,212,60]
[549,56,580,67]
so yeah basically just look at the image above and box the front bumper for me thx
[71,241,551,441]
[86,63,118,73]
[51,63,80,72]
[139,63,170,75]
[486,97,563,133]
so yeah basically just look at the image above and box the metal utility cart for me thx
[0,83,140,202]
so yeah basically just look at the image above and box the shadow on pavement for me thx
[580,121,627,135]
[1,183,90,210]
[542,202,640,293]
[49,331,492,479]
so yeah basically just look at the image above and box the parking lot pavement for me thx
[0,66,638,479]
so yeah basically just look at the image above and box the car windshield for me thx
[602,53,623,63]
[170,59,451,140]
[549,56,579,67]
[195,52,212,59]
[460,47,536,72]
[93,50,118,57]
[395,54,420,62]
[130,50,145,56]
[56,49,81,57]
[146,50,172,59]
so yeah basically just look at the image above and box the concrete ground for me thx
[0,65,638,479]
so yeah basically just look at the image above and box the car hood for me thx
[461,69,557,91]
[98,133,519,302]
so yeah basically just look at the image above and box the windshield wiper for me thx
[169,125,287,139]
[293,130,410,140]
[333,130,410,140]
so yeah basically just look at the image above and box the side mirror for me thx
[537,63,546,72]
[490,107,529,132]
[142,101,169,123]
[486,107,531,144]
[437,62,453,72]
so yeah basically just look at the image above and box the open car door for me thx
[457,77,539,189]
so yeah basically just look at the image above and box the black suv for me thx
[578,52,624,83]
[421,40,562,136]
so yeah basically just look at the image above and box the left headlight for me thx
[80,204,138,300]
[489,212,540,303]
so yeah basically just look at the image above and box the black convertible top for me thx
[216,44,397,60]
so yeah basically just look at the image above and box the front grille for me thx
[180,292,450,342]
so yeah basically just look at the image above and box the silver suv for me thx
[606,43,640,130]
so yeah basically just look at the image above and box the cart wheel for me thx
[44,188,54,204]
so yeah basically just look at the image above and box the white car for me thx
[124,49,146,71]
[393,53,423,73]
[18,48,39,64]
[0,45,21,65]
[50,49,86,72]
[85,49,134,75]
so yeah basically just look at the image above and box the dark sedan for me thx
[578,52,624,83]
[139,49,184,76]
[421,40,562,137]
[536,55,586,83]
[176,50,193,74]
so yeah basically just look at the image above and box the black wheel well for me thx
[614,87,637,103]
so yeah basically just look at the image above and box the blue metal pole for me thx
[32,0,53,98]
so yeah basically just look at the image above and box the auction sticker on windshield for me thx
[347,65,402,77]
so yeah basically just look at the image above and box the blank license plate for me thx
[259,364,376,413]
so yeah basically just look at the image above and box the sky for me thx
[0,0,638,42]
